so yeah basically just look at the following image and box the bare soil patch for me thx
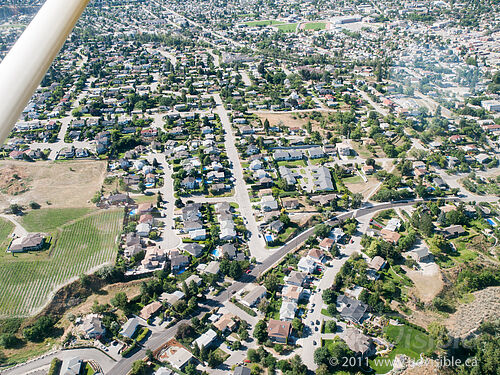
[0,164,30,195]
[405,263,444,304]
[0,160,107,210]
[256,112,311,129]
[65,279,144,319]
[345,177,379,199]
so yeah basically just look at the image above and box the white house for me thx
[136,223,151,237]
[120,317,140,339]
[297,257,316,274]
[260,195,278,211]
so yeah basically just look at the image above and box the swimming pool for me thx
[211,248,220,257]
[129,209,137,216]
[486,218,497,227]
[265,234,274,243]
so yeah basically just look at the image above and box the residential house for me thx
[170,251,190,271]
[380,229,401,244]
[343,328,375,358]
[282,285,304,303]
[168,347,193,371]
[308,248,325,263]
[160,291,185,306]
[184,274,202,287]
[442,225,466,239]
[267,320,292,344]
[79,314,105,339]
[319,238,334,252]
[408,247,433,262]
[181,177,197,190]
[337,143,352,156]
[214,314,237,333]
[141,247,166,270]
[279,165,296,186]
[234,367,251,375]
[279,301,298,321]
[8,233,47,253]
[336,295,368,324]
[312,166,334,191]
[193,329,217,349]
[285,271,307,287]
[120,317,140,339]
[140,301,162,320]
[308,147,325,159]
[190,229,207,241]
[241,285,267,307]
[297,257,316,274]
[282,198,299,210]
[260,195,279,211]
[136,223,151,237]
[63,357,83,375]
[330,227,345,243]
[204,261,220,275]
[182,243,204,257]
[220,243,236,259]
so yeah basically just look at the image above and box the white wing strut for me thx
[0,0,90,145]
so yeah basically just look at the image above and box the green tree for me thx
[111,292,128,311]
[264,274,280,293]
[428,321,449,349]
[314,224,331,238]
[130,360,148,375]
[253,320,268,344]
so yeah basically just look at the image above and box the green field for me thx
[304,22,326,30]
[275,23,298,32]
[21,207,94,232]
[277,160,307,168]
[0,218,15,252]
[245,20,280,26]
[342,175,363,184]
[0,209,123,317]
[369,325,435,373]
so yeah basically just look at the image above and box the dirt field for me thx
[404,263,444,303]
[256,112,311,129]
[0,160,107,210]
[345,177,380,200]
[64,279,144,319]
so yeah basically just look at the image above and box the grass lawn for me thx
[84,363,95,375]
[277,160,307,167]
[304,22,326,30]
[245,20,280,26]
[342,175,363,184]
[277,226,296,243]
[309,158,330,166]
[21,207,94,232]
[0,218,14,251]
[133,194,158,204]
[369,325,435,374]
[214,347,230,361]
[0,209,123,317]
[321,308,333,317]
[275,23,298,32]
[266,299,281,320]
